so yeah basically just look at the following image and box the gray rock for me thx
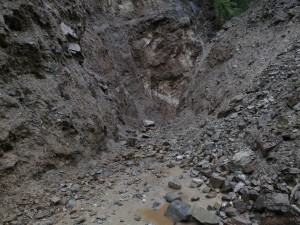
[254,193,290,213]
[190,168,200,178]
[191,196,200,202]
[256,135,281,157]
[234,182,245,193]
[210,174,226,189]
[293,102,300,111]
[221,179,232,193]
[168,179,182,190]
[206,192,217,199]
[222,192,237,201]
[289,168,300,174]
[68,43,81,54]
[165,192,181,203]
[134,215,141,221]
[190,203,220,225]
[164,200,191,222]
[190,178,204,188]
[50,196,61,205]
[249,190,260,201]
[143,119,155,127]
[73,216,86,224]
[224,207,238,217]
[233,200,247,214]
[216,210,227,219]
[230,216,252,225]
[230,94,245,104]
[230,113,239,119]
[229,149,253,172]
[60,22,77,38]
[234,171,248,182]
[258,112,274,128]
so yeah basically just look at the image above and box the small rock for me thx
[206,192,217,199]
[143,120,155,127]
[164,200,191,222]
[233,200,247,214]
[249,190,260,201]
[68,43,81,54]
[230,113,239,119]
[258,112,274,128]
[126,138,136,147]
[221,179,232,193]
[229,149,254,172]
[234,182,245,193]
[60,22,77,38]
[190,203,220,225]
[256,135,281,157]
[191,196,200,202]
[230,94,245,104]
[190,178,204,188]
[293,102,300,111]
[165,192,181,203]
[134,215,141,221]
[224,207,238,217]
[190,168,200,178]
[168,179,182,190]
[216,211,227,219]
[230,216,252,225]
[222,192,237,201]
[73,216,86,224]
[210,175,226,189]
[289,168,300,174]
[98,178,105,184]
[50,196,61,205]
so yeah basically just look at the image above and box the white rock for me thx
[60,22,77,38]
[143,119,155,127]
[68,43,81,53]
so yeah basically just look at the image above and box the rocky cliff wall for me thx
[0,0,213,195]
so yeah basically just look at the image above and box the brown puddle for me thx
[139,203,173,225]
[139,203,200,225]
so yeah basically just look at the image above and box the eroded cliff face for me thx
[0,0,214,207]
[85,0,213,123]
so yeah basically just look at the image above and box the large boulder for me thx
[254,193,293,214]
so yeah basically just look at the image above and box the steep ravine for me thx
[0,0,215,222]
[1,0,300,224]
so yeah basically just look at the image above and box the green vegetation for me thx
[293,80,300,89]
[214,0,254,24]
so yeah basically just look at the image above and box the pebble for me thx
[50,196,61,205]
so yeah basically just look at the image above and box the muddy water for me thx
[139,203,200,225]
[139,203,173,225]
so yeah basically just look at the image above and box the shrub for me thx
[214,0,254,24]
